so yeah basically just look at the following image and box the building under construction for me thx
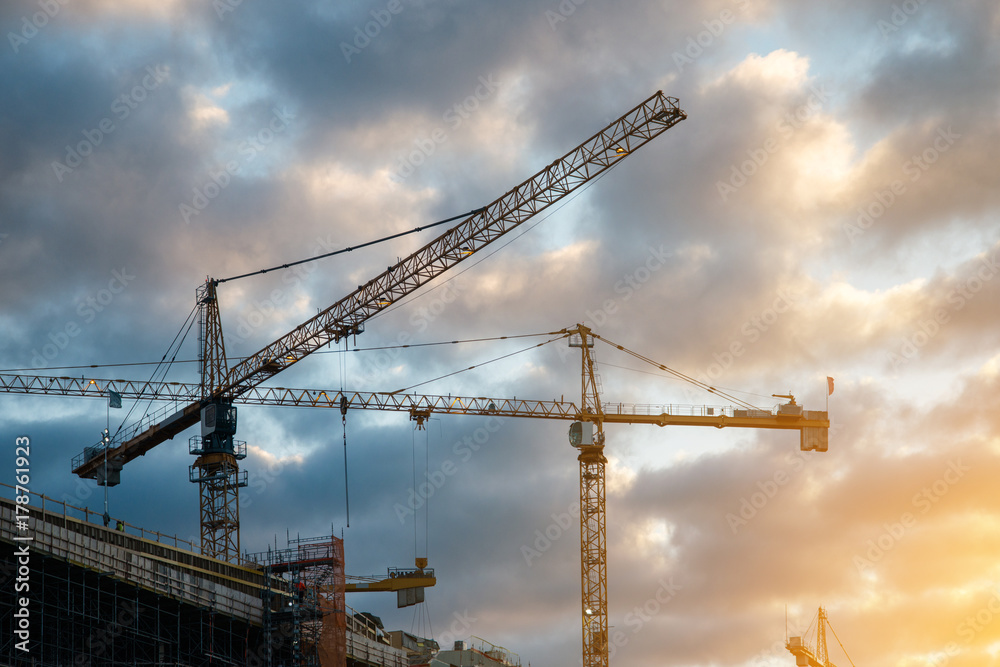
[0,485,440,667]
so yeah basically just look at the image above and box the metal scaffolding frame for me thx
[0,485,298,666]
[250,534,347,667]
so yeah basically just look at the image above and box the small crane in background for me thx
[787,606,857,667]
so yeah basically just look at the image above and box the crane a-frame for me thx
[61,90,687,564]
[787,607,857,667]
[1,323,830,667]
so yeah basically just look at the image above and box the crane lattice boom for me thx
[65,91,686,488]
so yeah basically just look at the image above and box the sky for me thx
[2,0,1000,666]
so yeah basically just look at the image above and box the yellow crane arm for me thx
[786,642,829,667]
[345,568,437,593]
[0,372,830,474]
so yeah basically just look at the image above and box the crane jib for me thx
[221,91,685,398]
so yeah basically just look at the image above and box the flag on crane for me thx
[108,390,122,409]
[827,377,835,396]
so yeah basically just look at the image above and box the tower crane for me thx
[56,90,686,564]
[0,323,830,667]
[787,607,857,667]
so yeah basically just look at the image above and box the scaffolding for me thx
[0,484,299,666]
[249,534,347,667]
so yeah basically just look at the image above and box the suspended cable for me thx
[390,333,570,394]
[214,208,486,285]
[0,331,562,373]
[341,400,350,528]
[322,331,564,355]
[411,427,418,561]
[597,362,779,402]
[826,615,857,667]
[340,337,350,529]
[110,304,198,441]
[588,331,763,411]
[423,422,430,563]
[370,168,615,326]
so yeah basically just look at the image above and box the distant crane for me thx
[787,607,857,667]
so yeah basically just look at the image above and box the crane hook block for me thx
[339,395,348,417]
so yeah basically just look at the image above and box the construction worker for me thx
[116,519,125,532]
[296,580,306,603]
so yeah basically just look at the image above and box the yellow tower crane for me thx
[60,90,687,563]
[2,322,829,667]
[787,607,857,667]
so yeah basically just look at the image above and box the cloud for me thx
[2,2,1000,666]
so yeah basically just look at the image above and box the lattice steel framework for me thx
[189,448,246,561]
[63,91,687,488]
[571,325,609,667]
[252,535,346,667]
[197,280,229,399]
[192,281,244,560]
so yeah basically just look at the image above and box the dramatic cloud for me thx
[2,1,999,666]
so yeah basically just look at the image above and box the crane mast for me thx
[192,280,245,557]
[570,326,609,667]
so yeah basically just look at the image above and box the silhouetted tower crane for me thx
[61,90,687,564]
